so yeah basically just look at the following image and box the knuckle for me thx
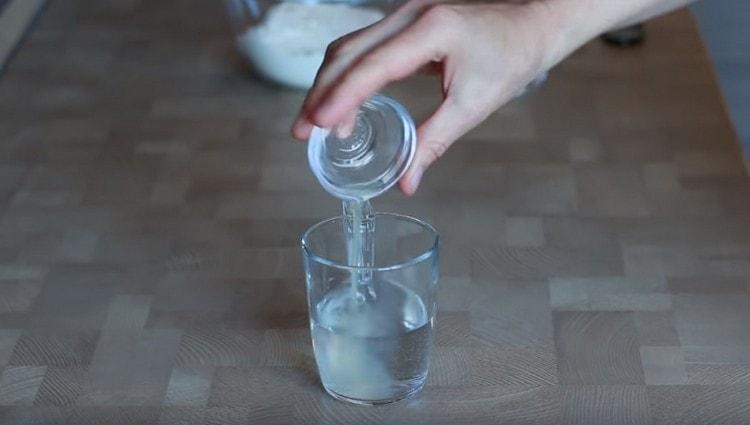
[325,36,354,60]
[425,140,449,163]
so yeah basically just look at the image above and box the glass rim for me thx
[301,212,439,272]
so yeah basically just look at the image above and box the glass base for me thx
[322,380,426,406]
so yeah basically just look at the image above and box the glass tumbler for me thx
[302,213,439,405]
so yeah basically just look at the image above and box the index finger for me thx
[293,0,437,140]
[310,15,448,129]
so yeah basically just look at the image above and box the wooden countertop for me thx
[1,1,750,423]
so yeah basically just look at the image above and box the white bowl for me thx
[224,0,395,89]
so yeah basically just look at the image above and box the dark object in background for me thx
[602,24,646,47]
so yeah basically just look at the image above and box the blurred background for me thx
[1,0,748,164]
[693,0,750,164]
[1,1,750,423]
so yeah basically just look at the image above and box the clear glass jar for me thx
[307,94,416,201]
[224,0,396,89]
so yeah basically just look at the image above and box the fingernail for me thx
[335,118,355,139]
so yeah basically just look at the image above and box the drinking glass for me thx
[302,212,439,405]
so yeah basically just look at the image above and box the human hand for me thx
[292,0,558,195]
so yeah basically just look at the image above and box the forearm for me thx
[533,0,696,69]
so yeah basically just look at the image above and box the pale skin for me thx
[292,0,695,195]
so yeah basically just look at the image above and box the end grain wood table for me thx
[1,1,750,424]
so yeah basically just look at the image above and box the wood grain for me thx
[0,0,749,423]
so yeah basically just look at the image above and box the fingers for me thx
[292,30,373,140]
[399,37,522,196]
[293,3,453,140]
[335,110,358,138]
[292,1,429,140]
[291,119,314,141]
[311,20,447,130]
[399,96,486,196]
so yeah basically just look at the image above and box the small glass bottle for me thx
[307,94,416,201]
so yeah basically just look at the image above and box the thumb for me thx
[399,97,483,196]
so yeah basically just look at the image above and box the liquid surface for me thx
[312,279,432,402]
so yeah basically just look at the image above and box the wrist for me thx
[524,0,600,71]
